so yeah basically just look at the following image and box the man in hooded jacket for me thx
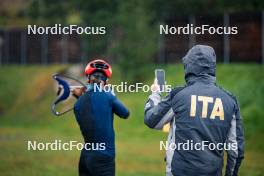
[144,45,244,176]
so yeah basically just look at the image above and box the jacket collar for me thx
[185,73,216,85]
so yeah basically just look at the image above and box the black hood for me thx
[182,45,216,84]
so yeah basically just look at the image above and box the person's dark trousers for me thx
[79,150,115,176]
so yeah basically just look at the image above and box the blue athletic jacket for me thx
[74,86,129,157]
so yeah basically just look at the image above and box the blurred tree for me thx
[24,0,264,82]
[28,0,72,24]
[72,0,118,61]
[0,0,30,27]
[74,0,158,82]
[108,0,158,82]
[149,0,264,19]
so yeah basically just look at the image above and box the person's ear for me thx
[86,75,90,83]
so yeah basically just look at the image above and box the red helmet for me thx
[84,59,112,78]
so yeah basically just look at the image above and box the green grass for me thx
[0,64,264,176]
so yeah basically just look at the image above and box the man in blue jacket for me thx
[144,45,244,176]
[73,59,129,176]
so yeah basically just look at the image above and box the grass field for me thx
[0,64,264,176]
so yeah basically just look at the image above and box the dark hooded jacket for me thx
[144,45,244,176]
